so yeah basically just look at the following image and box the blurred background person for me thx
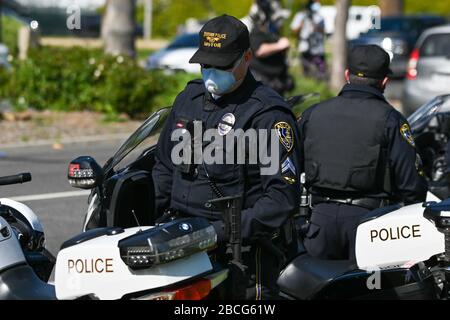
[247,0,290,35]
[291,0,327,80]
[249,0,294,96]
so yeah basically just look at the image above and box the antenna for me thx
[131,210,141,228]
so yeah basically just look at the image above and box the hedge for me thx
[0,47,196,118]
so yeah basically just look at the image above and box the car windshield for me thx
[167,33,199,49]
[408,95,450,133]
[106,108,171,173]
[420,33,450,57]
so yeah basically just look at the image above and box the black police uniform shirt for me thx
[152,72,301,242]
[298,83,428,204]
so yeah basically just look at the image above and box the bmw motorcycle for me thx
[0,173,56,300]
[409,94,450,200]
[276,95,450,300]
[0,173,226,301]
[59,99,449,300]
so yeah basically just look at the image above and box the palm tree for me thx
[102,0,136,57]
[330,0,350,92]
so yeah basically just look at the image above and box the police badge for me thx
[275,122,294,153]
[218,113,236,136]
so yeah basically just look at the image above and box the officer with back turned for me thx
[298,45,428,261]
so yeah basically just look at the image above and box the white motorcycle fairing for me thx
[0,217,27,272]
[55,227,213,300]
[0,198,45,233]
[356,203,445,271]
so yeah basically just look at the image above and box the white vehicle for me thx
[146,33,200,74]
[0,173,228,300]
[0,173,56,300]
[278,195,449,299]
[55,218,228,300]
[320,5,381,40]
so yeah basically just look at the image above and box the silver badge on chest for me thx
[218,113,236,136]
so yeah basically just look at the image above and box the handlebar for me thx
[0,173,32,186]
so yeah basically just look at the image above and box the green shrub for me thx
[289,67,336,117]
[0,46,336,120]
[3,15,24,56]
[0,47,197,118]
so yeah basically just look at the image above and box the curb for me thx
[0,133,133,149]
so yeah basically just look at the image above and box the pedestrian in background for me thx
[291,0,327,80]
[249,0,294,96]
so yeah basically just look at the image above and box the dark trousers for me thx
[303,203,371,261]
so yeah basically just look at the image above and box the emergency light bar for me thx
[119,218,217,269]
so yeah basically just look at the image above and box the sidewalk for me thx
[41,37,168,51]
[0,110,141,148]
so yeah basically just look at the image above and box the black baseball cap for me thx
[189,15,250,68]
[348,45,393,79]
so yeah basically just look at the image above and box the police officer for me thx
[298,45,428,261]
[152,15,301,300]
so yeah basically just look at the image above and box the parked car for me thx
[146,33,200,74]
[403,25,450,115]
[349,15,447,78]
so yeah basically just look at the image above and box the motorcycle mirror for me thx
[68,156,103,190]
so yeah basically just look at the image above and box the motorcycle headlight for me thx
[119,218,217,269]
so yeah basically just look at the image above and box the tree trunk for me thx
[102,0,136,57]
[331,0,350,92]
[379,0,404,17]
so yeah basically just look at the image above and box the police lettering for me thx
[370,225,421,243]
[68,258,114,274]
[203,32,227,39]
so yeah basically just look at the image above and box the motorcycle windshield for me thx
[106,108,171,173]
[408,95,450,133]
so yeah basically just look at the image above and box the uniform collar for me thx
[339,83,387,101]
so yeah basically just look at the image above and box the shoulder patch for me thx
[275,122,294,153]
[400,123,416,148]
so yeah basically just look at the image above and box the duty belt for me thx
[311,196,389,211]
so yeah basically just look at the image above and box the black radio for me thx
[175,118,201,178]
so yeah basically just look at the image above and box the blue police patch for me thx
[275,122,294,153]
[400,124,415,148]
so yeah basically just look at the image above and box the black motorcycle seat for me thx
[0,264,56,300]
[277,254,357,300]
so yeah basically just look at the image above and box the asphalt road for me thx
[0,138,127,257]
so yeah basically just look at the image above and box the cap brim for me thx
[189,49,243,67]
